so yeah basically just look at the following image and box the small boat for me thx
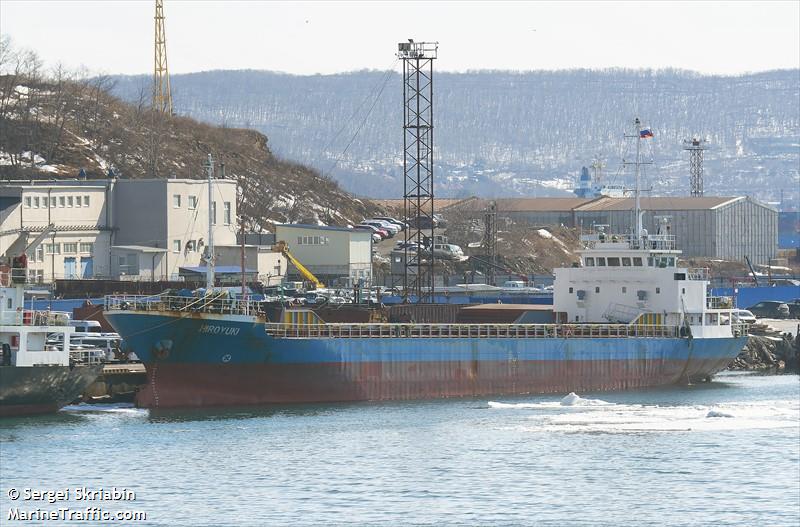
[1,257,103,417]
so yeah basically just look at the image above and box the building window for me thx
[568,287,573,294]
[656,287,661,294]
[35,246,44,262]
[173,240,181,253]
[188,195,198,210]
[59,196,65,207]
[173,194,181,208]
[83,195,90,207]
[622,287,627,293]
[63,243,78,254]
[33,197,40,208]
[224,202,231,225]
[24,197,31,208]
[186,240,196,252]
[46,243,61,254]
[75,195,82,207]
[211,201,217,225]
[297,236,303,245]
[682,288,686,294]
[595,286,600,293]
[79,242,93,254]
[67,196,73,207]
[50,197,56,208]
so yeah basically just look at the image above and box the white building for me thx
[0,181,112,282]
[274,224,372,286]
[112,178,237,281]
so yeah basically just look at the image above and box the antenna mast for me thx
[398,40,437,302]
[683,137,708,197]
[153,0,173,114]
[623,118,652,242]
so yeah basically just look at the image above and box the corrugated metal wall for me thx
[714,198,778,264]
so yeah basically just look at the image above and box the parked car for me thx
[421,243,465,260]
[406,216,438,229]
[354,224,389,239]
[370,217,407,231]
[746,300,800,319]
[364,219,400,235]
[732,309,757,325]
[360,221,395,237]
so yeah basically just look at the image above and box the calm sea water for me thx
[1,372,798,527]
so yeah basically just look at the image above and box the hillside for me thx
[110,69,800,204]
[0,72,381,230]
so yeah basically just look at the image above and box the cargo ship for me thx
[1,258,103,417]
[104,126,749,409]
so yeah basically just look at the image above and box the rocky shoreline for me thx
[728,332,800,373]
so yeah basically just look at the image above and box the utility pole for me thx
[238,174,247,299]
[398,39,437,303]
[683,137,708,197]
[484,201,497,286]
[203,154,215,291]
[153,0,173,114]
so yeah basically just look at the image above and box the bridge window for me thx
[633,257,643,266]
[597,257,606,266]
[622,257,632,266]
[607,257,620,266]
[584,257,595,267]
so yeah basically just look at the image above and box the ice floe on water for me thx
[488,395,799,434]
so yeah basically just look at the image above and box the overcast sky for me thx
[1,1,798,76]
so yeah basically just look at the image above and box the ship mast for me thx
[634,117,642,239]
[204,154,215,291]
[623,117,651,244]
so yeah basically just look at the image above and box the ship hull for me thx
[105,311,748,409]
[0,364,104,417]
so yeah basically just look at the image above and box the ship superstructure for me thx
[0,257,103,416]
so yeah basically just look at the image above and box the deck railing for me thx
[0,310,69,327]
[707,296,734,309]
[687,268,710,280]
[105,294,263,316]
[264,322,682,339]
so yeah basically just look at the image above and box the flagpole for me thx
[634,117,642,241]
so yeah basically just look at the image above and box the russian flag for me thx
[640,129,654,138]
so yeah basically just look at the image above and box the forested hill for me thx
[0,67,381,229]
[110,69,800,204]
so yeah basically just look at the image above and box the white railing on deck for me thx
[707,296,734,309]
[687,268,710,280]
[105,294,262,316]
[0,310,69,327]
[264,322,681,339]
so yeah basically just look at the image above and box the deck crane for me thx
[273,241,324,289]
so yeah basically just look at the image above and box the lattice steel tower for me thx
[153,0,173,114]
[484,201,498,286]
[398,40,437,302]
[683,137,708,197]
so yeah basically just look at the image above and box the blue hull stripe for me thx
[106,312,747,366]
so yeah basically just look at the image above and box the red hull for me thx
[136,358,731,408]
[0,403,60,417]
